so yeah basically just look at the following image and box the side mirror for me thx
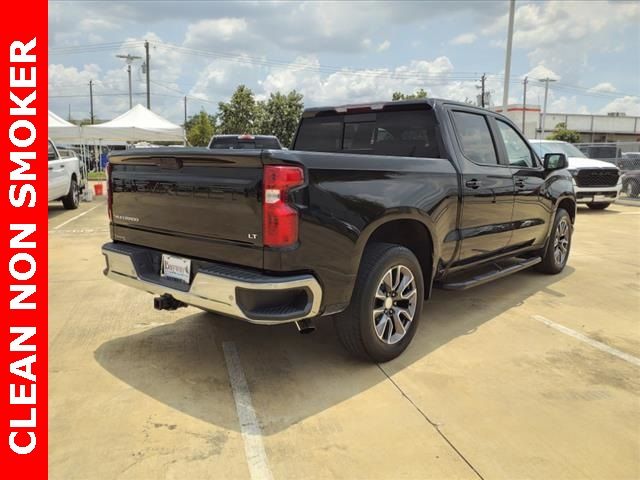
[48,152,56,161]
[544,153,568,171]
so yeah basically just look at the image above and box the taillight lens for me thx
[107,163,113,221]
[263,165,304,247]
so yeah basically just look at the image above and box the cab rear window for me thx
[294,110,441,158]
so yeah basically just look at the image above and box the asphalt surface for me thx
[49,197,640,480]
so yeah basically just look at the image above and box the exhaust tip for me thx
[294,319,315,334]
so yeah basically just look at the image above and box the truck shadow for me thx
[48,204,68,220]
[94,266,574,435]
[576,206,620,215]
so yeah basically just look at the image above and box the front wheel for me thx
[334,243,424,362]
[62,178,80,210]
[537,208,572,274]
[587,202,610,210]
[624,179,639,198]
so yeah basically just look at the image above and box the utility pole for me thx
[68,104,71,121]
[502,0,516,113]
[184,96,187,126]
[539,77,556,139]
[477,73,487,107]
[89,80,94,124]
[522,76,528,132]
[116,54,142,109]
[144,40,151,110]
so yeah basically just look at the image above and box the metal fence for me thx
[574,141,640,171]
[572,142,640,202]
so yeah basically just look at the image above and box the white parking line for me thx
[532,315,640,367]
[222,342,273,480]
[52,204,101,230]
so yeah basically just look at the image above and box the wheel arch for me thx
[557,196,576,224]
[356,213,436,299]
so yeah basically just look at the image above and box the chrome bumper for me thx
[102,243,322,325]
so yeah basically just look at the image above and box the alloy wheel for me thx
[553,218,570,266]
[372,265,417,345]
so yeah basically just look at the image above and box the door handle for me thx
[60,164,65,168]
[465,179,481,189]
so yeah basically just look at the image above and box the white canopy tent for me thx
[48,110,82,141]
[82,104,185,142]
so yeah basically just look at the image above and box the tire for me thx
[624,179,640,198]
[537,208,572,274]
[334,243,424,362]
[62,177,80,210]
[586,202,610,210]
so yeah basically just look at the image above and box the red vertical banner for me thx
[0,0,48,477]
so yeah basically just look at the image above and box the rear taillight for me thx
[263,165,304,247]
[106,163,113,221]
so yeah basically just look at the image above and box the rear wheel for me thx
[587,202,610,210]
[62,177,80,210]
[537,208,572,274]
[334,243,424,362]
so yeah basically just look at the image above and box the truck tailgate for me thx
[109,149,264,269]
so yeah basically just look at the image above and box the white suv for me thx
[529,140,621,210]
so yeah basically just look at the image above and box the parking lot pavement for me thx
[49,200,640,479]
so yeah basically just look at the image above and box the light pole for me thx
[116,54,142,108]
[522,76,528,133]
[539,77,556,139]
[502,0,516,113]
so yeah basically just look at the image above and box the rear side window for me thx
[294,109,441,158]
[451,111,498,165]
[294,118,343,152]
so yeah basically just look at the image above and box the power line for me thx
[154,42,489,82]
[50,92,147,98]
[49,41,145,55]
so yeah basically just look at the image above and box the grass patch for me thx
[87,171,107,181]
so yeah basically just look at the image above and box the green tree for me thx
[256,90,304,147]
[547,122,581,143]
[217,85,257,134]
[392,88,428,101]
[185,109,215,146]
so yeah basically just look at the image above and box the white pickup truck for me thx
[48,138,84,209]
[529,140,621,210]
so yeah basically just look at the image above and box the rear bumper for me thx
[102,242,322,324]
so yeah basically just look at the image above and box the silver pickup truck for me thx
[48,138,84,209]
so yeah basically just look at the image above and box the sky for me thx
[48,0,640,124]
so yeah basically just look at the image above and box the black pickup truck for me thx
[102,99,575,362]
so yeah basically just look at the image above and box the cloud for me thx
[525,65,561,82]
[599,96,640,116]
[590,82,617,93]
[258,55,482,106]
[482,0,640,81]
[450,33,477,45]
[184,18,250,48]
[49,1,505,54]
[377,40,391,52]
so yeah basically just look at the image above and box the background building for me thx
[495,105,640,143]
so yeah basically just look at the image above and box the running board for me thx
[438,257,542,291]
